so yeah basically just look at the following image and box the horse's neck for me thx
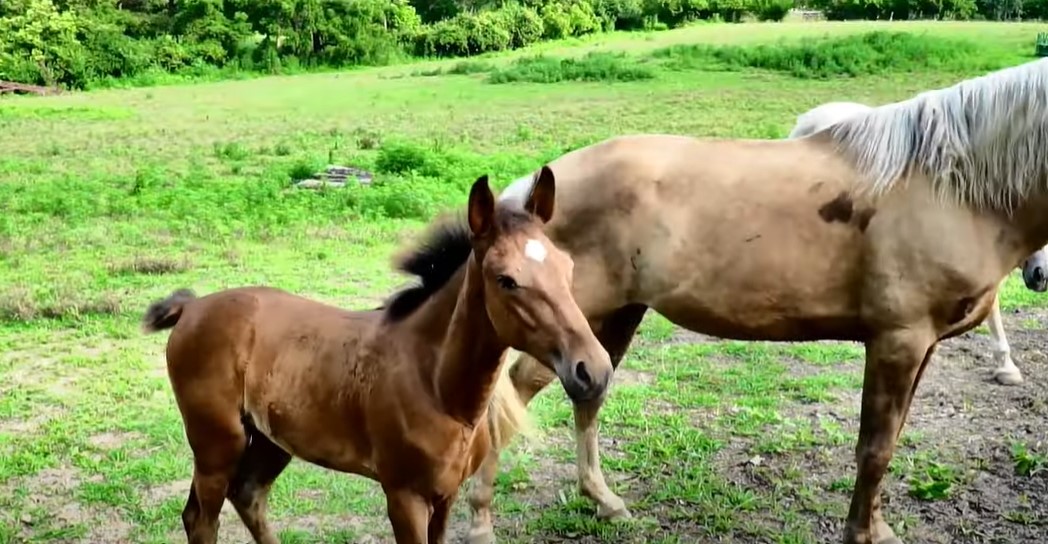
[432,255,506,428]
[1012,196,1048,255]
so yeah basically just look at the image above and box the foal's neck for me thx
[433,254,507,428]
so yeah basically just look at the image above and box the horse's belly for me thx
[654,300,866,342]
[242,357,378,479]
[644,242,867,342]
[245,398,378,478]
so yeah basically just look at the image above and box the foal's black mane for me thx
[382,206,534,322]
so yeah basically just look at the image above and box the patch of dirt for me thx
[613,368,654,387]
[1,466,132,543]
[87,431,140,451]
[0,405,67,435]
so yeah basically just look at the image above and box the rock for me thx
[294,164,374,189]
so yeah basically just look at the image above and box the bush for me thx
[498,4,545,48]
[488,52,656,84]
[752,0,795,21]
[650,31,1009,79]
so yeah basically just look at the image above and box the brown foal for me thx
[142,169,613,544]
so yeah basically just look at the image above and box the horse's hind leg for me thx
[227,427,292,544]
[845,328,936,544]
[987,289,1023,385]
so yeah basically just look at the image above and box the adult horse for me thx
[464,58,1048,544]
[142,171,614,544]
[790,100,1048,385]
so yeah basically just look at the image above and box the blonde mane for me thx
[826,58,1048,211]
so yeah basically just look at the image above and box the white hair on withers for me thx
[827,58,1048,212]
[788,101,872,139]
[497,174,538,208]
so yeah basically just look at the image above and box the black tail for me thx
[142,288,197,333]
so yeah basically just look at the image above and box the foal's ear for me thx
[525,165,556,224]
[468,175,495,237]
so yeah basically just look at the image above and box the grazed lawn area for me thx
[2,20,1047,544]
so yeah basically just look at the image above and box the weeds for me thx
[1012,442,1047,477]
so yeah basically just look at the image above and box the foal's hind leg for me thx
[845,328,936,544]
[227,428,293,544]
[181,417,247,544]
[987,289,1023,385]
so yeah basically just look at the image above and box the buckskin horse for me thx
[790,100,1048,386]
[142,170,613,544]
[463,58,1048,544]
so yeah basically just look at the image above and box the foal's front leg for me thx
[427,491,457,544]
[987,289,1023,385]
[385,488,431,544]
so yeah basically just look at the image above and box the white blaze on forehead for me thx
[524,239,547,263]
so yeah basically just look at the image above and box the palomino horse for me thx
[790,100,1048,385]
[142,170,614,544]
[464,58,1048,544]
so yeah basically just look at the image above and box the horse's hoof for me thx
[597,506,632,522]
[466,528,496,544]
[993,368,1023,386]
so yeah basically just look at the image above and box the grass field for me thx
[2,19,1048,544]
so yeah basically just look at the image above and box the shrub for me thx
[752,0,795,20]
[650,31,1008,79]
[488,52,655,84]
[498,4,545,48]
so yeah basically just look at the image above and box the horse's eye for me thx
[495,275,518,290]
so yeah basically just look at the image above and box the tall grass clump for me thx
[651,32,1014,79]
[487,52,655,84]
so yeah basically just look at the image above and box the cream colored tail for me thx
[487,349,538,450]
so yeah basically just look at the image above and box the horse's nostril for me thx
[574,361,592,386]
[1035,267,1046,283]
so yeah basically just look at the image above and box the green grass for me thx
[2,19,1048,543]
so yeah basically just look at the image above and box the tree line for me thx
[0,0,1040,90]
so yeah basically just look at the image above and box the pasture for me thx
[2,19,1048,544]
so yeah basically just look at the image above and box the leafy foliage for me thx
[0,0,1026,90]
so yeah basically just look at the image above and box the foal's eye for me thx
[495,275,518,290]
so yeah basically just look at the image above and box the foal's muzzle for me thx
[554,348,613,405]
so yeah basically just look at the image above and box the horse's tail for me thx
[141,288,197,334]
[487,349,537,451]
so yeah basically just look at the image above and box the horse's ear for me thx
[468,175,495,237]
[525,165,555,224]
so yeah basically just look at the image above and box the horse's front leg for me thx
[844,328,936,544]
[574,400,630,520]
[385,487,432,544]
[467,446,500,544]
[987,289,1023,385]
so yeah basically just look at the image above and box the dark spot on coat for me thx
[745,234,761,242]
[808,181,825,194]
[855,208,876,232]
[818,192,854,223]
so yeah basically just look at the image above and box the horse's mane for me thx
[827,58,1048,211]
[382,205,536,322]
[383,213,474,322]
